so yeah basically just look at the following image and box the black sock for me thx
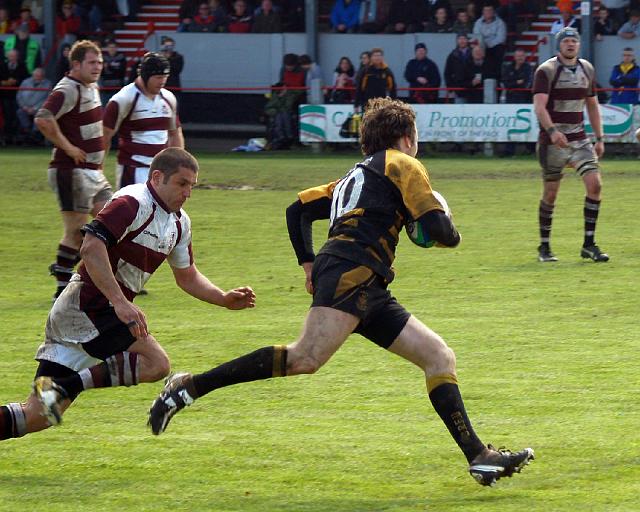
[0,403,27,440]
[539,200,555,248]
[429,383,485,463]
[191,345,287,398]
[583,196,600,247]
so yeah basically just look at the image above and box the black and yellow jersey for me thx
[286,149,456,283]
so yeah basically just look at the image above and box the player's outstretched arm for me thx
[80,232,148,338]
[172,264,256,310]
[168,127,184,149]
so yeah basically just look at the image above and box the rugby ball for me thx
[405,190,450,248]
[635,127,640,143]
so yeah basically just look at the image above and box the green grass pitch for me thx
[0,148,639,511]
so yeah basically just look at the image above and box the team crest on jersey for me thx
[161,104,169,115]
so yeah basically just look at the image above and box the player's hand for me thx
[64,145,87,165]
[550,130,568,148]
[594,140,605,158]
[302,262,314,295]
[114,300,148,339]
[222,286,256,310]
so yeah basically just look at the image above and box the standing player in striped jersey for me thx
[532,27,609,263]
[102,52,184,190]
[34,40,113,299]
[0,148,256,442]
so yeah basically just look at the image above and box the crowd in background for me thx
[1,0,639,148]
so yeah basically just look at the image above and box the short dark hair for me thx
[283,53,298,66]
[149,148,199,183]
[69,40,102,64]
[360,98,416,156]
[299,54,312,65]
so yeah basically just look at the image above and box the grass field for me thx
[0,147,639,511]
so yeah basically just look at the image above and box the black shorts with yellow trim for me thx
[310,254,410,349]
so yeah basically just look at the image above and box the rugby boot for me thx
[580,244,609,262]
[468,444,534,486]
[148,372,195,435]
[33,376,69,426]
[538,245,558,262]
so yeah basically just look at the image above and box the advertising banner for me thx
[299,104,640,143]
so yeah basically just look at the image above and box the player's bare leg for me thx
[580,171,608,262]
[147,307,359,434]
[388,316,534,486]
[34,334,170,426]
[538,180,561,262]
[0,393,72,440]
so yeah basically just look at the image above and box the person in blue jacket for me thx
[609,47,640,104]
[330,0,361,33]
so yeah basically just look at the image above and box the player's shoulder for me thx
[578,58,595,74]
[110,81,139,104]
[537,57,559,74]
[52,76,79,98]
[159,88,178,109]
[111,183,149,212]
[384,149,426,176]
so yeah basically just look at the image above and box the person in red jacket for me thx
[56,2,81,40]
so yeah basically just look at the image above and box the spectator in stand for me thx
[354,47,396,110]
[330,0,361,33]
[264,82,299,149]
[55,43,71,82]
[465,2,477,22]
[280,53,305,90]
[550,7,581,35]
[355,50,371,87]
[10,7,40,33]
[467,45,489,104]
[179,0,200,21]
[75,0,113,33]
[0,7,11,34]
[299,54,322,102]
[473,4,506,80]
[328,56,355,103]
[424,6,452,32]
[227,0,253,33]
[4,24,41,74]
[282,0,305,32]
[609,47,640,103]
[594,6,617,40]
[444,34,472,104]
[385,0,422,33]
[252,0,282,32]
[501,48,532,103]
[100,40,126,105]
[16,66,50,144]
[500,48,533,155]
[358,0,389,33]
[0,48,29,145]
[422,0,452,25]
[618,9,640,38]
[160,37,184,92]
[601,0,630,29]
[56,1,81,43]
[181,2,221,32]
[404,42,441,103]
[451,8,473,35]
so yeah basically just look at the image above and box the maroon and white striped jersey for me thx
[103,82,180,168]
[78,181,193,311]
[41,75,105,170]
[532,57,597,144]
